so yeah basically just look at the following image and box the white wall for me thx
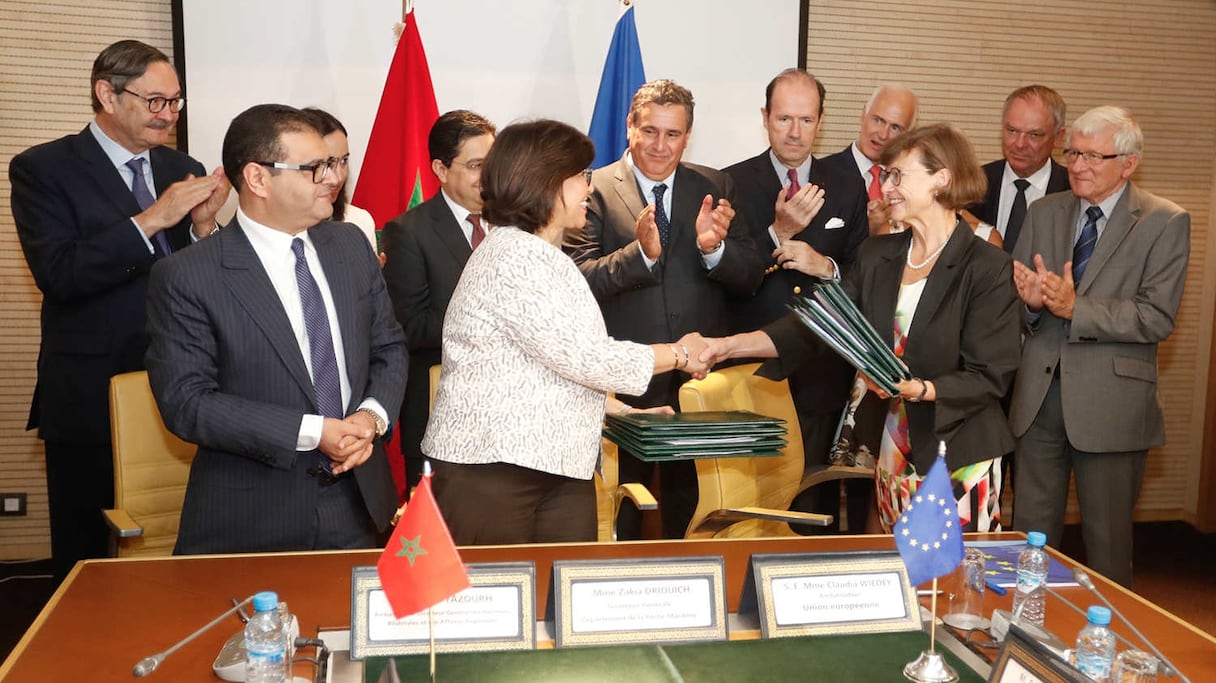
[180,0,800,189]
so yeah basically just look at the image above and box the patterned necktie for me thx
[291,238,344,420]
[867,164,884,202]
[1072,206,1103,284]
[786,168,801,200]
[652,183,671,247]
[469,213,486,249]
[125,157,172,257]
[1003,178,1031,254]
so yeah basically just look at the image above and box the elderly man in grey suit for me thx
[1009,106,1189,588]
[566,79,766,539]
[146,104,407,554]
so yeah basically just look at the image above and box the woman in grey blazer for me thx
[704,124,1021,533]
[423,120,705,545]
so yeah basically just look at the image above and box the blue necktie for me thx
[125,157,172,257]
[652,182,671,248]
[1072,206,1102,284]
[291,238,344,420]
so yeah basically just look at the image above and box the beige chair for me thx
[676,363,871,539]
[102,371,196,557]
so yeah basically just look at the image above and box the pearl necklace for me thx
[906,235,948,270]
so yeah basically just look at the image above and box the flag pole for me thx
[929,577,938,652]
[428,606,436,682]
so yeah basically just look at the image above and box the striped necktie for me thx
[1072,206,1102,284]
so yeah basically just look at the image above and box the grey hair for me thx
[864,83,919,128]
[1068,106,1143,157]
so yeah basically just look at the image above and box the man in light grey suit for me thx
[1009,106,1189,588]
[146,104,407,554]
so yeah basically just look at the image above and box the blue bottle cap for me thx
[1086,605,1111,625]
[1027,531,1047,547]
[252,591,279,612]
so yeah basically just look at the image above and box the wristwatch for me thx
[355,407,388,438]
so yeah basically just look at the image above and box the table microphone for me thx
[1071,568,1189,683]
[132,595,255,677]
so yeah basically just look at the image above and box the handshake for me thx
[671,333,734,380]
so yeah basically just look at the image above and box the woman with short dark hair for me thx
[423,120,706,545]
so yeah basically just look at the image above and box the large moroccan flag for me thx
[352,6,441,234]
[376,473,469,619]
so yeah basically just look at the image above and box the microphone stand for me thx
[1072,568,1189,683]
[132,595,255,677]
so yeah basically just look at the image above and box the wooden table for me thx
[3,533,1212,682]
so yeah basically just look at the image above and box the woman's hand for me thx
[894,378,935,403]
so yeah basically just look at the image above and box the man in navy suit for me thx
[145,104,406,554]
[382,110,495,495]
[9,40,229,580]
[818,83,918,235]
[722,69,870,532]
[970,85,1071,254]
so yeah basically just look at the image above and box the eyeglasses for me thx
[878,167,932,187]
[118,87,186,113]
[1062,149,1122,166]
[255,157,339,184]
[581,169,593,183]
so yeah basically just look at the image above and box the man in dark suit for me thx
[9,40,229,580]
[722,69,870,533]
[381,110,495,495]
[145,104,407,554]
[1010,106,1189,588]
[566,79,766,539]
[971,85,1070,253]
[819,83,918,235]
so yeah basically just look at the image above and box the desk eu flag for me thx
[893,454,964,586]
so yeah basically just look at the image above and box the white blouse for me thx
[422,226,654,479]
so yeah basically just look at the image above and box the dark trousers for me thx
[1014,376,1147,588]
[44,440,114,582]
[788,409,873,534]
[430,460,596,545]
[614,453,698,539]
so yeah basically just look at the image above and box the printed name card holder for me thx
[988,624,1090,683]
[349,562,535,659]
[739,551,922,638]
[549,555,728,648]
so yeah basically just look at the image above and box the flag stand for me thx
[903,578,959,682]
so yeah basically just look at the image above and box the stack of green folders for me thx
[787,279,911,396]
[603,410,787,462]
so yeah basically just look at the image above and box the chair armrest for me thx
[685,507,833,539]
[103,509,144,538]
[611,483,658,541]
[798,465,874,494]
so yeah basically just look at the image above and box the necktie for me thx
[125,157,172,257]
[291,238,344,420]
[1072,206,1102,285]
[652,183,671,247]
[469,213,486,249]
[867,164,883,202]
[786,168,801,200]
[1004,178,1031,253]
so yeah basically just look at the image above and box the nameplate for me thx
[989,624,1089,683]
[739,551,920,637]
[550,556,727,648]
[349,562,535,659]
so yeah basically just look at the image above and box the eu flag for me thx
[588,1,646,169]
[894,455,964,586]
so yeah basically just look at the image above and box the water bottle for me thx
[1011,531,1049,625]
[1075,605,1116,681]
[245,591,287,683]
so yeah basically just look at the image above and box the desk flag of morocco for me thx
[894,455,964,586]
[376,475,469,618]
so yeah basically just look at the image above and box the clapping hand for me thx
[773,183,825,241]
[694,195,733,253]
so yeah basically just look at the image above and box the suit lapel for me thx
[311,224,359,389]
[220,219,316,402]
[669,164,703,257]
[868,234,909,343]
[611,158,647,223]
[906,220,973,343]
[1076,184,1139,296]
[430,197,473,266]
[71,128,143,219]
